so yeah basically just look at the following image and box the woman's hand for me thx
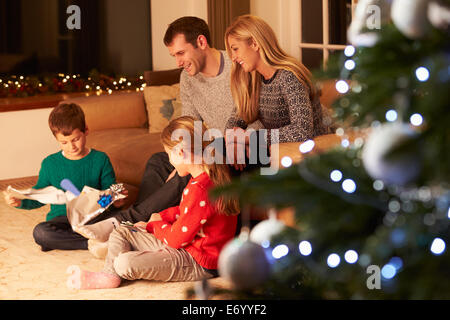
[149,213,162,222]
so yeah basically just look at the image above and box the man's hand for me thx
[3,190,21,207]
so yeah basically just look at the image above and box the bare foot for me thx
[66,265,121,290]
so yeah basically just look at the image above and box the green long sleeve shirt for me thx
[19,149,116,221]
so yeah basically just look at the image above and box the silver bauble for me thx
[218,238,271,290]
[391,0,431,39]
[362,122,421,186]
[428,0,450,30]
[249,212,285,245]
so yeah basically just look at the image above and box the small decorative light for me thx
[341,139,350,148]
[139,75,144,80]
[389,257,403,271]
[327,253,340,268]
[73,75,76,78]
[342,179,356,193]
[385,109,398,122]
[415,66,430,82]
[66,75,70,79]
[96,86,100,90]
[85,85,90,89]
[330,170,343,182]
[281,156,293,168]
[344,45,356,57]
[261,240,270,248]
[299,140,315,153]
[381,264,397,279]
[113,81,117,85]
[298,241,312,256]
[447,207,450,219]
[430,238,446,255]
[127,82,132,86]
[108,89,112,94]
[373,180,384,191]
[344,250,358,264]
[344,59,356,70]
[38,83,42,87]
[335,128,345,136]
[272,244,289,259]
[410,113,423,126]
[62,78,67,83]
[19,76,24,80]
[336,80,349,94]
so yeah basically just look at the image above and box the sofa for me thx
[61,69,357,223]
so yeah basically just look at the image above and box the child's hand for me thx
[112,188,129,208]
[133,221,147,229]
[3,191,21,207]
[149,213,162,222]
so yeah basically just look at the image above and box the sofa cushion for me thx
[61,92,148,132]
[86,128,165,187]
[143,84,182,133]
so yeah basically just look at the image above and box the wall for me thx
[250,0,301,61]
[0,108,60,180]
[150,0,208,70]
[100,0,152,76]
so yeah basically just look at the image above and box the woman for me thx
[224,15,330,145]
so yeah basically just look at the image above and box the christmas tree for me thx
[209,0,450,299]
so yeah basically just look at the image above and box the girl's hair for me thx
[161,116,240,216]
[225,14,319,123]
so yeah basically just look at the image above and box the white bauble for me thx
[362,122,421,186]
[428,0,450,30]
[218,238,271,290]
[391,0,431,39]
[250,212,285,245]
[347,0,392,47]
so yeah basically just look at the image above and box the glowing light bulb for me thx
[336,80,349,94]
[342,179,356,193]
[298,241,312,256]
[381,264,396,279]
[430,238,446,255]
[327,253,340,268]
[281,156,293,168]
[330,170,343,182]
[415,67,430,82]
[299,140,315,153]
[410,113,423,126]
[344,59,356,70]
[385,109,398,122]
[344,45,356,57]
[344,250,358,264]
[272,244,289,259]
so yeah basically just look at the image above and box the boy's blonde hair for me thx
[225,14,319,123]
[161,116,240,216]
[48,103,86,136]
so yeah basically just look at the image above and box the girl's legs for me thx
[66,226,212,290]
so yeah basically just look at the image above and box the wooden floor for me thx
[0,176,38,191]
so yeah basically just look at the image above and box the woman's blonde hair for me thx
[225,14,319,123]
[161,116,240,216]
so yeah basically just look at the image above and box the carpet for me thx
[0,183,231,300]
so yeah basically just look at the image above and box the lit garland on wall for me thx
[0,71,147,98]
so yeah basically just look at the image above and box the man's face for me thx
[167,33,206,76]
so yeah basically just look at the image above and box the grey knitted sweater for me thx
[180,51,236,135]
[226,69,329,143]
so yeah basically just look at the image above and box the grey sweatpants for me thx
[103,226,213,282]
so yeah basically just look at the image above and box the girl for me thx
[224,15,330,145]
[66,116,239,289]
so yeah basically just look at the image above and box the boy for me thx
[3,103,120,251]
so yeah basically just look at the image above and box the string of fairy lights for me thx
[0,72,148,98]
